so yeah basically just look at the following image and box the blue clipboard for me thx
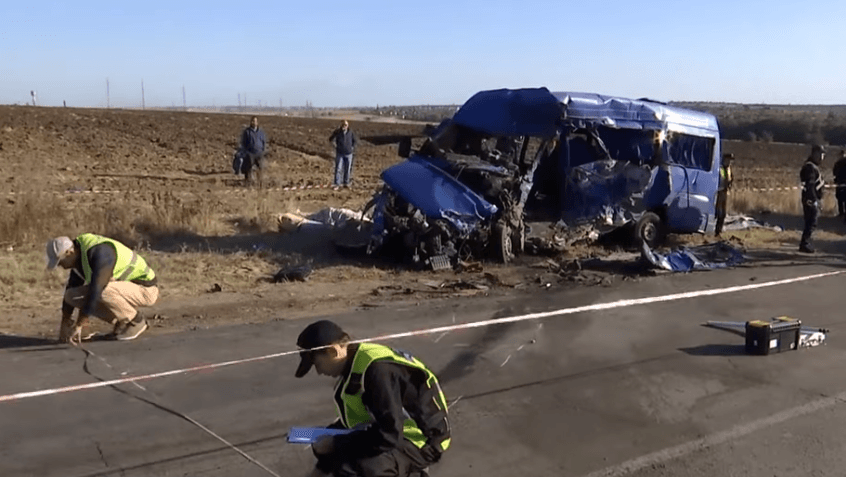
[287,427,354,444]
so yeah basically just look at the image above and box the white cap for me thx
[45,236,73,270]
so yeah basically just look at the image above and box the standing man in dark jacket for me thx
[799,145,826,253]
[46,233,159,343]
[239,116,267,187]
[832,148,846,219]
[329,120,357,189]
[295,320,451,477]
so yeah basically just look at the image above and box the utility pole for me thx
[182,85,186,109]
[141,80,145,109]
[238,93,241,108]
[106,78,110,108]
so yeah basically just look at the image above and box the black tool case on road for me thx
[745,317,801,355]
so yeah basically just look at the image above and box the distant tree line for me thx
[675,102,846,146]
[358,105,458,123]
[365,102,846,146]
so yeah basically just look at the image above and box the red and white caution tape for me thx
[4,182,377,197]
[0,269,841,404]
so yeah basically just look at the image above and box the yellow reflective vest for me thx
[76,233,155,284]
[335,343,451,452]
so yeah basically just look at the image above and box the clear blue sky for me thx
[2,0,844,108]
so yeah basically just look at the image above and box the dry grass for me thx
[0,248,67,310]
[0,188,288,249]
[731,189,837,216]
[0,246,279,311]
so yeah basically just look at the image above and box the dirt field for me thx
[1,105,844,341]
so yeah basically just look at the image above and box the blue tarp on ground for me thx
[641,241,745,272]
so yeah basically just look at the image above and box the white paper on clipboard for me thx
[287,427,355,444]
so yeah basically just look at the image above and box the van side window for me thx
[594,127,655,166]
[665,133,715,171]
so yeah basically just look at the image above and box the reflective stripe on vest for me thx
[76,233,155,284]
[335,343,451,451]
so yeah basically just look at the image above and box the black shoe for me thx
[115,318,148,341]
[799,245,815,253]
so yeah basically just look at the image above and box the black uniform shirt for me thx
[322,344,450,464]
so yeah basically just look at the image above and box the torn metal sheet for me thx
[641,241,745,272]
[560,159,653,229]
[380,157,497,234]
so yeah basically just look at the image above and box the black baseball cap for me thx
[294,320,347,378]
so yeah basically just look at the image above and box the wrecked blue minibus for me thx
[365,87,722,269]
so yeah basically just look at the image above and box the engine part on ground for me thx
[272,265,313,283]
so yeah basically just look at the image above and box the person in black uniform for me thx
[799,144,826,253]
[831,148,846,219]
[295,320,451,477]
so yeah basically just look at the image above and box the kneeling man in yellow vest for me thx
[295,320,451,477]
[46,233,159,344]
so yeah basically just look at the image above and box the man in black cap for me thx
[295,320,451,477]
[799,144,826,253]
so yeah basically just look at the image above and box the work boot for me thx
[799,244,815,254]
[113,314,149,341]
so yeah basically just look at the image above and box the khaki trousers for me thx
[64,282,159,324]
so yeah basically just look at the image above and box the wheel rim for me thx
[642,222,657,244]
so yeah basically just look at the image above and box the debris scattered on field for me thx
[723,214,783,232]
[456,260,484,273]
[207,283,222,293]
[272,265,313,283]
[277,207,370,233]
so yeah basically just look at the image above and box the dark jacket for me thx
[62,241,157,317]
[240,127,266,155]
[833,158,846,185]
[800,160,824,204]
[329,129,357,155]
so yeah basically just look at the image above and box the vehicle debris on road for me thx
[703,316,829,355]
[641,241,746,272]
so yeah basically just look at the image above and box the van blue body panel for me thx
[451,87,722,234]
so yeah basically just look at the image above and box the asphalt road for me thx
[3,258,846,477]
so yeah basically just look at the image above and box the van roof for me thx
[452,88,719,138]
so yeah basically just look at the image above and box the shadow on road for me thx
[0,333,59,350]
[678,344,748,357]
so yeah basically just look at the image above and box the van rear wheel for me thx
[634,212,663,249]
